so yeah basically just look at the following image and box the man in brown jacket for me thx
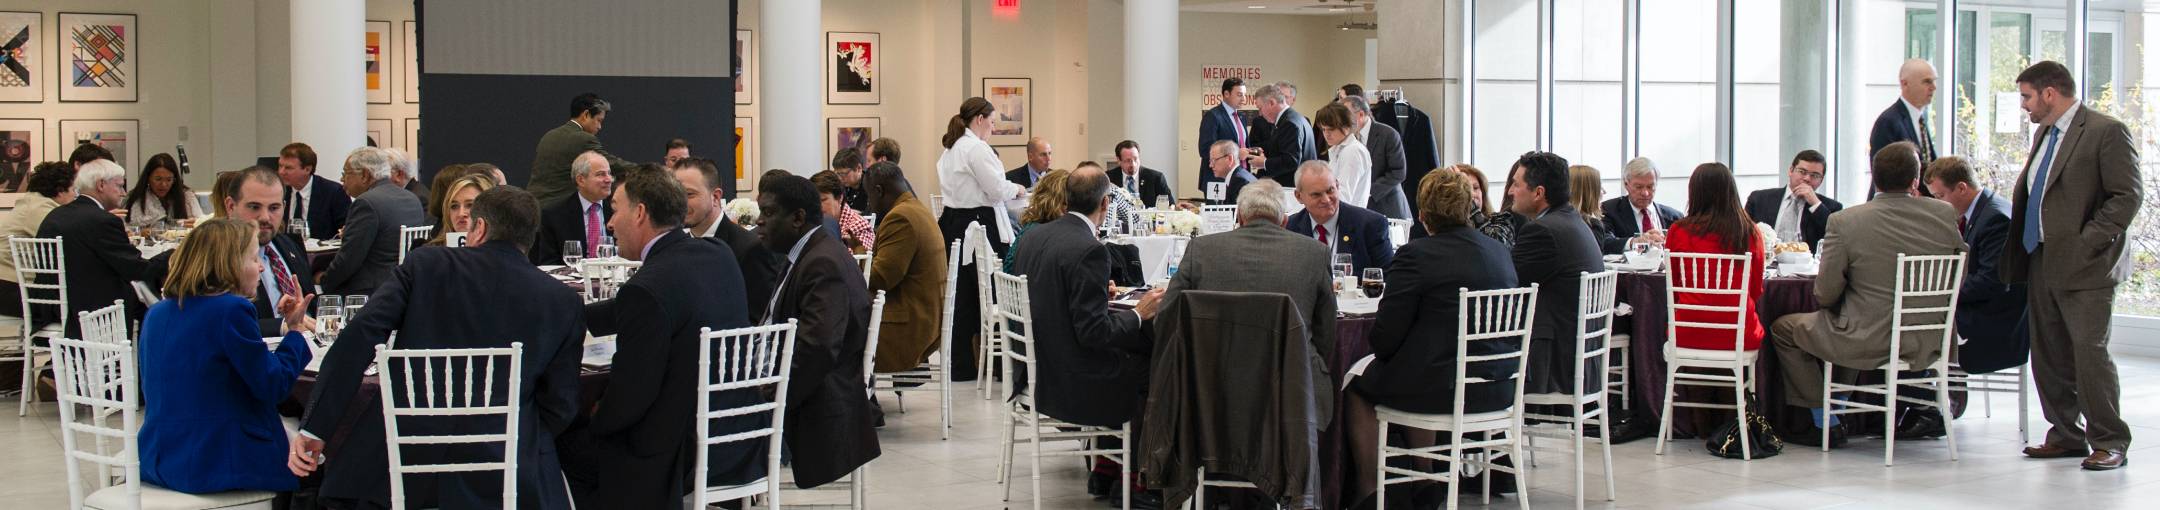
[862,162,949,373]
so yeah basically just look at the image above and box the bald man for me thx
[1872,59,1941,198]
[1005,138,1053,188]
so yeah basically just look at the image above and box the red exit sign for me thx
[994,0,1019,7]
[993,0,1020,18]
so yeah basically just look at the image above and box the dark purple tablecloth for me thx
[283,368,611,460]
[1618,272,1819,439]
[1320,315,1375,510]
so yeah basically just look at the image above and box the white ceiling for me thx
[1180,0,1376,16]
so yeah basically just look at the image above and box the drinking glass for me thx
[317,295,344,336]
[1332,253,1354,279]
[563,241,585,267]
[344,295,368,322]
[1154,196,1170,211]
[289,219,311,240]
[1362,268,1386,298]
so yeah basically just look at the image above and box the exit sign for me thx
[995,0,1019,7]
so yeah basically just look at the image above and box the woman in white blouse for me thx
[936,97,1026,379]
[122,153,202,229]
[1315,102,1372,208]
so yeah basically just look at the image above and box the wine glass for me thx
[563,241,585,268]
[1332,253,1354,280]
[599,236,619,260]
[1362,268,1386,298]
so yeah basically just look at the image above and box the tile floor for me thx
[6,355,2158,509]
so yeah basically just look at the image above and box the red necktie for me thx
[266,246,300,298]
[1231,109,1246,147]
[1316,224,1330,246]
[1958,216,1967,234]
[1640,207,1654,233]
[585,203,603,258]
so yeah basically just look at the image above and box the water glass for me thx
[289,219,311,240]
[1332,253,1354,279]
[1154,196,1170,211]
[563,241,585,266]
[344,295,368,321]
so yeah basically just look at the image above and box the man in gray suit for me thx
[1337,95,1410,220]
[530,93,634,205]
[1770,142,1965,445]
[2001,61,2144,470]
[1158,179,1337,358]
[319,147,427,295]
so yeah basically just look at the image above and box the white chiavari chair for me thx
[1824,253,1966,466]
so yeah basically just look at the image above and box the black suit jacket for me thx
[763,230,880,488]
[1869,100,1937,163]
[300,241,584,509]
[1373,100,1442,210]
[1116,166,1176,208]
[34,199,152,339]
[1252,108,1319,187]
[1353,226,1521,414]
[702,216,782,320]
[1006,164,1045,190]
[1211,167,1259,206]
[1953,189,2030,373]
[320,181,425,295]
[1511,206,1607,395]
[531,195,613,266]
[248,235,317,336]
[1599,196,1684,244]
[579,230,760,506]
[286,175,352,241]
[1196,103,1247,193]
[1286,203,1396,273]
[1744,187,1843,252]
[1011,214,1151,427]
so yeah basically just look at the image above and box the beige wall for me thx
[0,0,220,189]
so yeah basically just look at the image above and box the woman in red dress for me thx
[1666,163,1767,351]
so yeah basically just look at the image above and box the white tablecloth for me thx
[1109,235,1187,284]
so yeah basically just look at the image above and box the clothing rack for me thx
[1374,88,1412,120]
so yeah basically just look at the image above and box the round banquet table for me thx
[1108,235,1188,283]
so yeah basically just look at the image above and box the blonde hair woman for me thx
[1567,164,1627,254]
[427,174,496,247]
[137,218,315,494]
[1005,168,1071,273]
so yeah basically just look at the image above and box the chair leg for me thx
[18,346,35,417]
[1194,467,1206,510]
[1821,361,1833,453]
[940,367,952,441]
[1937,377,1960,462]
[1656,363,1679,456]
[1884,372,1898,467]
[1573,404,1586,510]
[998,413,1016,489]
[1513,428,1530,510]
[1597,400,1616,502]
[2016,367,2030,445]
[1029,424,1044,510]
[1375,418,1388,510]
[1120,427,1132,510]
[1734,369,1752,461]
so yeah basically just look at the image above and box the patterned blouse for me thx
[838,206,876,250]
[1475,210,1517,248]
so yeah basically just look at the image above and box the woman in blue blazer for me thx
[138,218,316,493]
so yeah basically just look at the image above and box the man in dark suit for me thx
[291,186,584,510]
[753,174,880,488]
[224,166,317,336]
[1871,59,1941,200]
[1286,161,1395,273]
[531,151,616,266]
[529,93,634,206]
[34,159,151,338]
[676,158,781,319]
[1339,95,1411,220]
[278,142,351,241]
[1111,140,1174,207]
[1745,150,1844,252]
[1197,77,1249,195]
[1203,141,1258,206]
[1601,157,1685,252]
[2001,62,2143,470]
[559,168,759,509]
[1245,83,1318,187]
[1005,138,1054,189]
[318,147,426,296]
[1923,157,2028,375]
[1009,166,1165,428]
[1504,151,1607,396]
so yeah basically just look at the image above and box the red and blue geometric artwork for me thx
[68,23,126,88]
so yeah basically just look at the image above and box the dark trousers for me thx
[2026,246,2132,452]
[937,207,1008,380]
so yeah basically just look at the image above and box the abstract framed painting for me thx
[402,20,419,103]
[827,117,878,165]
[366,20,390,104]
[0,11,41,102]
[981,77,1031,146]
[826,32,879,105]
[58,12,134,102]
[734,29,753,105]
[404,118,419,160]
[58,119,137,171]
[367,119,393,150]
[0,118,42,192]
[735,115,756,194]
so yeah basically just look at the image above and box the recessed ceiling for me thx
[1181,0,1374,16]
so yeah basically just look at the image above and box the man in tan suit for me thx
[1770,142,1965,446]
[862,161,949,373]
[2001,61,2143,470]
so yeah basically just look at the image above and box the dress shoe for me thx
[2082,450,2128,471]
[1087,471,1111,498]
[1110,489,1163,510]
[1783,423,1849,449]
[1893,411,1947,440]
[2023,443,2091,459]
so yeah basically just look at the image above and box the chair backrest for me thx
[579,259,642,303]
[397,225,434,264]
[863,213,879,228]
[854,251,874,285]
[968,223,1002,346]
[862,291,887,392]
[1199,204,1238,235]
[991,271,1034,404]
[937,240,962,369]
[1664,252,1755,353]
[78,300,128,346]
[1387,219,1413,247]
[1560,271,1620,397]
[692,320,799,510]
[1451,284,1540,418]
[375,342,526,510]
[50,336,139,510]
[1892,253,1966,369]
[12,236,67,333]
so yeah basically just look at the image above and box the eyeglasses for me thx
[1791,169,1825,180]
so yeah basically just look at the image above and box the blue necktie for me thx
[2022,126,2060,252]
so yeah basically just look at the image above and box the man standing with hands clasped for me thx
[2001,61,2143,471]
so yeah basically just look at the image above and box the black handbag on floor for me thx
[1704,405,1784,459]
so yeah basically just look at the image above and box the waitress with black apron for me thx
[937,97,1025,379]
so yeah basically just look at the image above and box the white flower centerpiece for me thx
[725,198,762,225]
[1165,210,1203,236]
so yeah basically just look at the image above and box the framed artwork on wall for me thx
[58,12,134,102]
[402,20,419,103]
[0,11,42,102]
[367,119,393,150]
[735,116,755,194]
[0,118,42,192]
[366,20,390,104]
[735,29,753,105]
[826,32,879,104]
[981,77,1031,146]
[58,119,137,170]
[404,118,419,160]
[827,117,878,164]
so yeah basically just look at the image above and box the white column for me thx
[1125,0,1178,184]
[290,0,365,181]
[762,0,822,177]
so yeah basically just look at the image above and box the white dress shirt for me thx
[289,178,314,223]
[1329,136,1373,208]
[1631,203,1666,232]
[2024,101,2080,240]
[938,128,1023,242]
